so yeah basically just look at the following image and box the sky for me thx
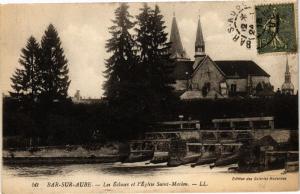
[0,1,298,98]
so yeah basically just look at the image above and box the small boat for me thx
[168,153,201,167]
[150,151,169,164]
[191,157,217,167]
[190,151,218,167]
[123,151,154,163]
[211,152,240,168]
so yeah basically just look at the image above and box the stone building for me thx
[281,58,294,95]
[169,15,273,99]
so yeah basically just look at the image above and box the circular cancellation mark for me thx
[227,3,256,49]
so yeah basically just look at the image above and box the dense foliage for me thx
[101,3,177,136]
[134,4,175,118]
[103,3,136,100]
[40,24,71,103]
[10,24,70,105]
[10,36,41,103]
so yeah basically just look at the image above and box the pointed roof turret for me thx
[194,16,205,59]
[170,14,189,60]
[285,57,290,74]
[195,16,205,48]
[284,57,292,83]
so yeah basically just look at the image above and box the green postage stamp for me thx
[256,3,297,54]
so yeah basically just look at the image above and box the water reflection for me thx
[5,164,66,177]
[4,163,172,178]
[3,162,236,178]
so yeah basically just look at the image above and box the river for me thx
[2,162,298,193]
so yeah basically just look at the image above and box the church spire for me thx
[285,57,291,83]
[195,16,205,58]
[282,56,294,94]
[169,14,189,60]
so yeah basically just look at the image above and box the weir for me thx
[125,116,298,171]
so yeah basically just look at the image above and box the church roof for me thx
[169,16,189,60]
[171,59,270,80]
[214,60,270,78]
[170,60,194,80]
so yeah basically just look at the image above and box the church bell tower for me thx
[195,16,205,59]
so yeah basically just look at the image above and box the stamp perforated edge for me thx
[254,2,298,55]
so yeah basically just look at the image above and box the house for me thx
[169,15,273,99]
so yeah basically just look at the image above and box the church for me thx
[169,15,273,99]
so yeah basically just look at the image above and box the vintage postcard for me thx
[0,0,299,193]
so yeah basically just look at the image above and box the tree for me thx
[103,3,137,101]
[102,3,145,138]
[135,4,175,115]
[150,5,174,87]
[10,36,41,103]
[40,24,70,102]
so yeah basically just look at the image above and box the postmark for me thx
[255,3,297,54]
[227,3,256,49]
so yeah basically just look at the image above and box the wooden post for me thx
[201,144,205,154]
[249,121,254,129]
[215,131,219,142]
[198,130,203,142]
[214,122,218,130]
[220,144,223,154]
[154,143,158,151]
[231,131,236,140]
[264,153,269,170]
[29,137,32,147]
[269,120,274,130]
[230,121,234,129]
